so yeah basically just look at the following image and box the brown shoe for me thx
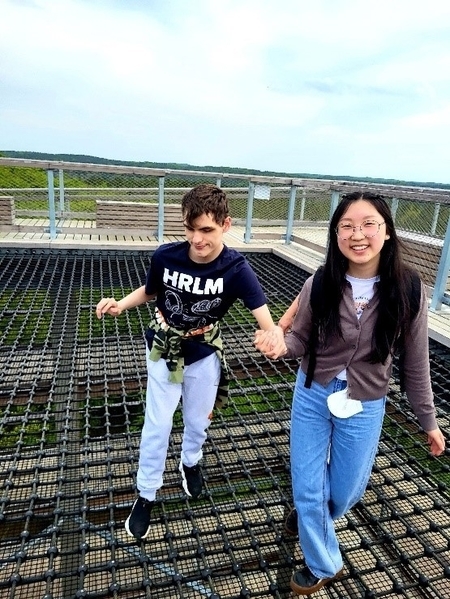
[290,565,343,595]
[284,508,298,536]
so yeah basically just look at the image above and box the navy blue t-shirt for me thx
[144,241,267,364]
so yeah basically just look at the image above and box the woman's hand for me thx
[277,294,300,333]
[278,313,294,333]
[426,428,446,456]
[254,326,287,359]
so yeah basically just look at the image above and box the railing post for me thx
[157,176,165,242]
[330,191,339,219]
[244,182,255,243]
[58,169,65,215]
[285,184,297,245]
[431,203,440,236]
[299,188,306,221]
[430,214,450,311]
[216,177,222,188]
[391,198,399,222]
[47,169,57,240]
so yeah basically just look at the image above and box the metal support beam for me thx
[285,185,297,245]
[430,214,450,310]
[391,197,399,221]
[47,169,57,239]
[157,176,165,242]
[244,182,255,243]
[330,190,340,219]
[431,203,440,236]
[58,168,65,214]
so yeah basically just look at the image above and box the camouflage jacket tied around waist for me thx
[148,308,230,409]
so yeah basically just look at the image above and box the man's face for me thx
[184,212,231,263]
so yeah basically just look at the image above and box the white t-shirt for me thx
[336,274,379,381]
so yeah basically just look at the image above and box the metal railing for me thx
[1,157,449,309]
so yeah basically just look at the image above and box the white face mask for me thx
[327,388,363,418]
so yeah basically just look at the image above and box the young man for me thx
[96,183,284,541]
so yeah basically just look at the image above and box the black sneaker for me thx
[285,508,299,536]
[124,495,154,540]
[179,461,203,498]
[290,565,343,595]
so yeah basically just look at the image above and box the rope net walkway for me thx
[0,248,449,599]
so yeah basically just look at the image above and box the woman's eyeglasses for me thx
[335,220,385,240]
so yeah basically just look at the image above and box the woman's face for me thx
[336,200,390,277]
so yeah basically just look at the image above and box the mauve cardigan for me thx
[285,275,437,432]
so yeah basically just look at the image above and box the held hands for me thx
[427,428,446,456]
[254,326,287,360]
[95,297,122,319]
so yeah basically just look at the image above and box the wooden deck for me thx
[1,221,449,347]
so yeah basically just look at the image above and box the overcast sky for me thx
[1,0,450,183]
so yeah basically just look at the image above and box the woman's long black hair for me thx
[317,191,418,363]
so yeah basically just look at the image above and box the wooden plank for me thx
[273,244,324,275]
[291,234,326,255]
[428,308,450,348]
[251,232,284,240]
[0,196,14,226]
[96,200,185,234]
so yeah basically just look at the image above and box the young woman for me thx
[255,191,445,595]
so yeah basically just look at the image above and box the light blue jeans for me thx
[290,370,386,579]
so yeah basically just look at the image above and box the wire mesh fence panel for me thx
[0,163,49,219]
[391,197,450,237]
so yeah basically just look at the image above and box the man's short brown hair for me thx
[181,184,229,227]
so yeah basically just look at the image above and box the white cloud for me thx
[1,0,450,182]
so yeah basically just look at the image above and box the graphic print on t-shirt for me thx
[163,268,223,328]
[354,296,370,318]
[346,274,378,321]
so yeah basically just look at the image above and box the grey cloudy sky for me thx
[1,0,450,183]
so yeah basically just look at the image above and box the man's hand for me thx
[254,326,287,359]
[95,297,122,319]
